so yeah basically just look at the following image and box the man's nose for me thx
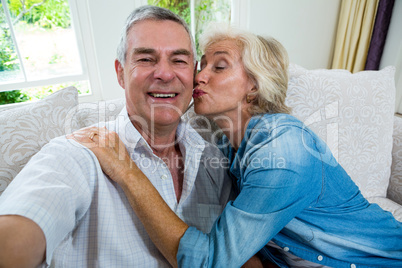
[154,60,175,82]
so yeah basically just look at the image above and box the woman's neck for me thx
[213,110,252,151]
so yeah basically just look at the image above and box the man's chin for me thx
[151,112,183,127]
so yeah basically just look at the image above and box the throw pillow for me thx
[286,64,396,201]
[65,98,125,132]
[0,86,78,195]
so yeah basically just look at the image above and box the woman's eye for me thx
[215,66,226,70]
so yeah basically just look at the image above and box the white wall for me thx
[86,0,400,106]
[83,0,146,102]
[379,0,402,113]
[246,0,341,69]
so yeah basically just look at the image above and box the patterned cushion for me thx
[286,64,396,201]
[65,98,125,132]
[0,87,78,195]
[389,116,402,205]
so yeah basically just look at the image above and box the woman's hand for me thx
[66,126,135,186]
[68,126,188,267]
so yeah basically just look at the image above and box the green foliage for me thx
[147,0,231,59]
[193,0,230,55]
[49,53,63,64]
[0,90,29,105]
[8,0,71,29]
[0,3,19,72]
[0,81,90,105]
[0,4,23,104]
[19,81,90,101]
[0,0,75,105]
[0,34,19,72]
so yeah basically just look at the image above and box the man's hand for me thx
[0,215,46,268]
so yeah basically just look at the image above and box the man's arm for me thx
[0,215,46,268]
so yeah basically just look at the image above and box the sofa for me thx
[0,63,401,222]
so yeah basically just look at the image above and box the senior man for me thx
[0,6,234,267]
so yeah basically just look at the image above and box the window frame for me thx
[0,0,102,106]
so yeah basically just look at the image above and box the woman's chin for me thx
[194,105,211,117]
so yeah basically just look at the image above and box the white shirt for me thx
[0,107,232,267]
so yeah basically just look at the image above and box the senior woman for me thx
[70,25,402,267]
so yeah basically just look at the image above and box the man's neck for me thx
[131,120,179,156]
[131,119,184,202]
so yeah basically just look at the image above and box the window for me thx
[0,0,90,105]
[148,0,232,59]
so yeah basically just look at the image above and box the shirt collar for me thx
[115,106,205,155]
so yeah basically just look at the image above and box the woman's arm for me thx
[67,127,285,267]
[121,166,188,267]
[68,127,187,267]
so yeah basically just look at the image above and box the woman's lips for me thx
[193,89,206,98]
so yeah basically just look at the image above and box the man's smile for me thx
[148,93,178,98]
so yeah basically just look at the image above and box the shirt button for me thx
[140,153,145,158]
[283,247,289,252]
[161,174,168,180]
[351,264,356,268]
[317,255,323,261]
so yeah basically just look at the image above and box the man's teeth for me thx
[149,93,177,98]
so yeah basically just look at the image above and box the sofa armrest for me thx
[367,197,402,222]
[388,115,402,205]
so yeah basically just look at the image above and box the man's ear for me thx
[115,59,125,89]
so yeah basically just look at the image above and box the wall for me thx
[86,0,400,107]
[83,0,147,102]
[246,0,341,69]
[86,0,342,102]
[379,0,402,113]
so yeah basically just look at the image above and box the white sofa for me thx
[0,64,401,222]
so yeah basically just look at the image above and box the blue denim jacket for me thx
[177,113,402,268]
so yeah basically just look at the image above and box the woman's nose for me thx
[195,68,208,85]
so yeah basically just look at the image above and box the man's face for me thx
[116,19,195,130]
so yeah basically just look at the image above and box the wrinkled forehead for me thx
[128,19,193,54]
[203,39,243,60]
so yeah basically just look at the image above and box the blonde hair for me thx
[199,23,291,115]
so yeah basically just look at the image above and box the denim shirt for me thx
[177,113,402,268]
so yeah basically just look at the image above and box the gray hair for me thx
[200,23,291,115]
[116,5,196,65]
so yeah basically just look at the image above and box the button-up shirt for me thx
[177,113,402,268]
[0,107,232,267]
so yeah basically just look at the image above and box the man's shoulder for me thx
[39,135,97,165]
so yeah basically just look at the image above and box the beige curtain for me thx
[331,0,379,72]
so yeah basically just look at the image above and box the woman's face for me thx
[193,39,254,119]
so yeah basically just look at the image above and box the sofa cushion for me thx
[286,64,395,201]
[0,87,78,195]
[389,115,402,205]
[65,98,125,132]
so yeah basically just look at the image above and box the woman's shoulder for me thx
[247,113,305,134]
[244,113,334,164]
[243,113,321,152]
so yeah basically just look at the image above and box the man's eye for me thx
[215,66,225,70]
[174,59,187,64]
[138,58,151,62]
